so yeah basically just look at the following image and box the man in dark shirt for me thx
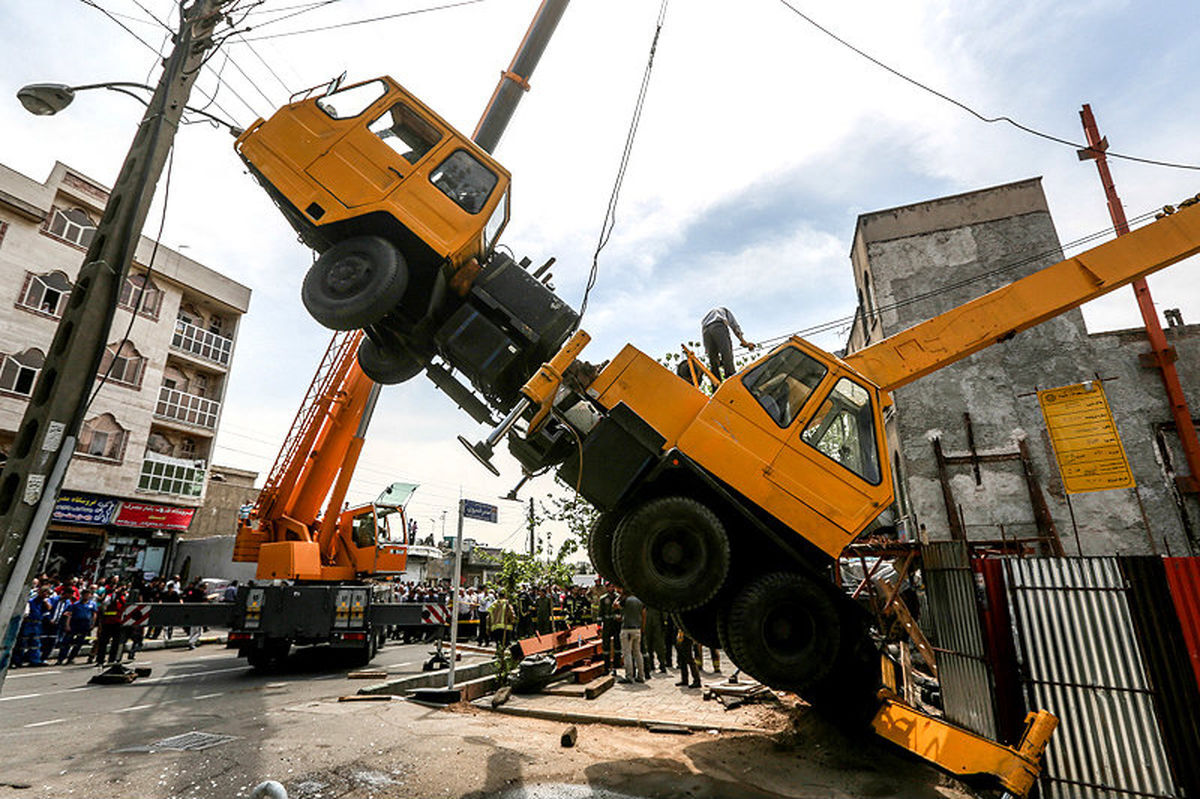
[598,586,621,674]
[57,589,98,664]
[619,590,646,683]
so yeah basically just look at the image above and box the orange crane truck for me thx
[230,44,1200,708]
[150,331,447,670]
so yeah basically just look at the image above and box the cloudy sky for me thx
[3,0,1199,551]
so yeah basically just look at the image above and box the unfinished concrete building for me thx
[845,178,1200,556]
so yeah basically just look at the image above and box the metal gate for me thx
[1005,557,1176,799]
[922,540,999,740]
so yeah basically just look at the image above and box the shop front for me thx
[42,492,196,582]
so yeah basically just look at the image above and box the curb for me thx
[472,698,766,734]
[138,634,226,652]
[358,660,497,696]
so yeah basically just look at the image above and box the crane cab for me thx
[235,75,510,273]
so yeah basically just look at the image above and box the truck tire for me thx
[675,607,720,650]
[302,236,408,330]
[587,513,620,586]
[724,572,840,694]
[611,496,729,612]
[247,638,290,672]
[357,338,423,384]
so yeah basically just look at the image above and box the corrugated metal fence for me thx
[1005,558,1176,799]
[922,540,999,740]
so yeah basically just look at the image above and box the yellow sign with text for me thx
[1038,382,1134,494]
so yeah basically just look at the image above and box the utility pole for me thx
[528,497,535,558]
[1078,105,1200,503]
[0,0,229,689]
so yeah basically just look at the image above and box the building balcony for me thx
[171,319,233,367]
[155,386,220,430]
[139,451,206,499]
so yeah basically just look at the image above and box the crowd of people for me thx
[11,571,214,669]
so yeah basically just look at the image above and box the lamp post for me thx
[17,81,240,133]
[0,0,231,691]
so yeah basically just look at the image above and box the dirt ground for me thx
[266,702,977,799]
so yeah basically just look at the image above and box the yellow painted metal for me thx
[234,76,510,273]
[843,200,1200,392]
[872,699,1058,797]
[520,329,591,433]
[588,345,708,448]
[1038,381,1135,493]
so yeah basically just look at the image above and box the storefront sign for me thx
[52,492,119,526]
[1038,381,1135,493]
[113,501,196,531]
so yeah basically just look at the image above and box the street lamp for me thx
[17,81,241,134]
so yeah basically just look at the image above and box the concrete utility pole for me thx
[528,497,535,557]
[0,0,229,690]
[1078,105,1200,503]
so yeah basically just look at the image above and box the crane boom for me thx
[843,201,1200,392]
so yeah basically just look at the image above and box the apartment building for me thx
[0,160,251,580]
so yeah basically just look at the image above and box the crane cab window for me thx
[742,347,828,428]
[351,510,375,548]
[801,378,881,484]
[430,150,498,214]
[317,80,387,120]
[369,102,442,165]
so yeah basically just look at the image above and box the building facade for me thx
[846,178,1200,556]
[0,160,251,580]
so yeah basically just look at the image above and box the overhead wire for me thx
[748,206,1165,351]
[774,0,1200,171]
[576,0,669,325]
[236,0,486,42]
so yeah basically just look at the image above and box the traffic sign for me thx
[462,499,498,523]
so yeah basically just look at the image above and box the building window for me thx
[99,341,145,389]
[207,314,224,335]
[192,373,208,398]
[139,455,205,497]
[0,349,45,397]
[118,273,162,318]
[17,271,72,318]
[77,413,127,462]
[180,437,196,458]
[46,207,97,249]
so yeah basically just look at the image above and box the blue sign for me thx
[52,492,119,526]
[462,499,498,523]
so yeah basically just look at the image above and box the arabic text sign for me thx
[462,499,498,523]
[1038,382,1134,494]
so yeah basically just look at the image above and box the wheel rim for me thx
[324,253,375,299]
[762,600,815,658]
[649,524,703,581]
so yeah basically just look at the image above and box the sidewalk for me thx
[477,665,791,734]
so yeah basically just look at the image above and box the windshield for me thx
[742,347,828,428]
[316,79,387,119]
[369,101,442,165]
[430,149,498,214]
[802,377,881,483]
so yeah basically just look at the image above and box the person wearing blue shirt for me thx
[56,589,99,665]
[15,587,53,667]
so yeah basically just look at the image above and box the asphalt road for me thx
[0,637,489,795]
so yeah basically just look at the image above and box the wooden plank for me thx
[347,670,388,680]
[570,661,606,684]
[584,674,614,699]
[542,683,588,698]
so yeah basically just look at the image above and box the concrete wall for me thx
[170,535,257,583]
[187,465,259,540]
[846,178,1200,556]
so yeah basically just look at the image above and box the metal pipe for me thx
[472,0,570,153]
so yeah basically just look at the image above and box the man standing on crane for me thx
[701,306,755,381]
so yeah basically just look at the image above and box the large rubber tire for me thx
[247,638,290,672]
[302,236,408,330]
[676,606,720,650]
[724,572,841,694]
[612,496,729,612]
[357,338,424,385]
[587,513,620,586]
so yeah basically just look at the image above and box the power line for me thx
[774,0,1200,172]
[243,0,345,27]
[234,33,295,96]
[79,0,164,55]
[749,207,1164,351]
[236,0,486,42]
[578,0,669,325]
